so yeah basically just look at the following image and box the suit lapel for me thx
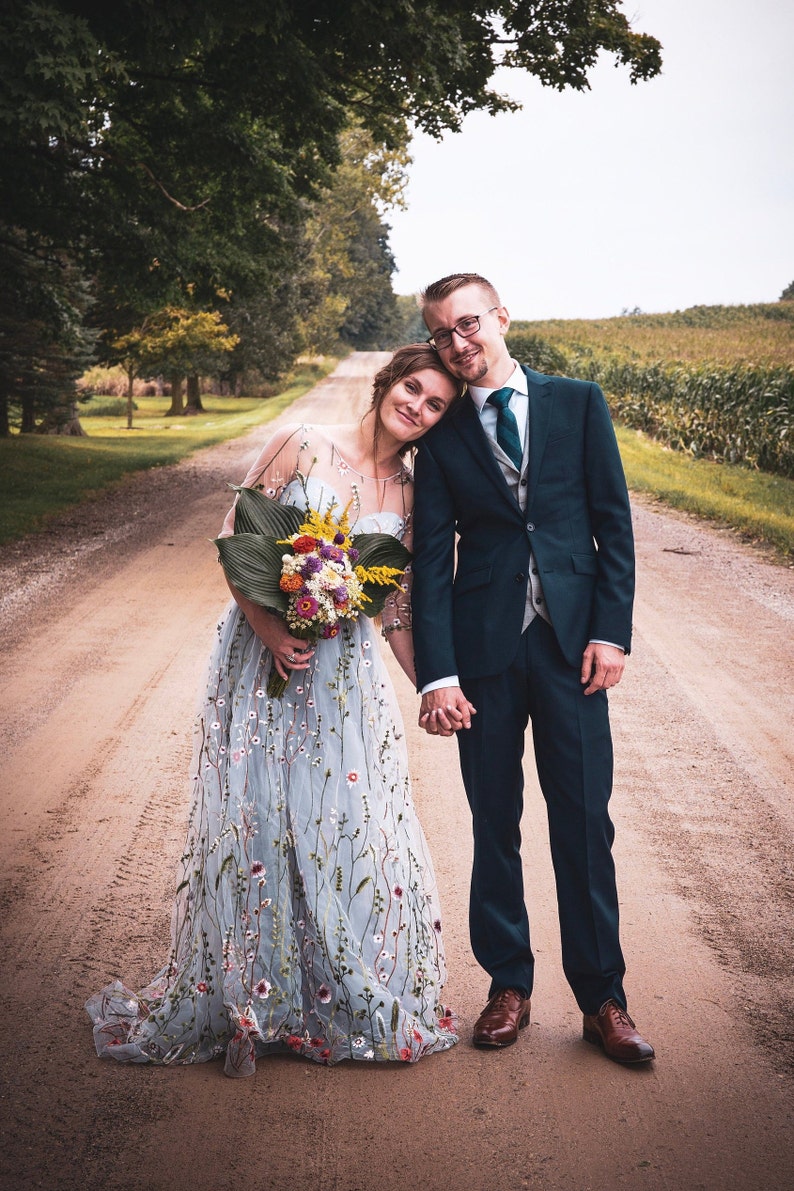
[449,397,522,511]
[522,366,553,513]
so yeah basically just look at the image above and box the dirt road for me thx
[1,354,792,1191]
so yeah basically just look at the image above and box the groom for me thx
[410,273,654,1063]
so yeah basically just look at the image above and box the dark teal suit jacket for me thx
[412,366,635,686]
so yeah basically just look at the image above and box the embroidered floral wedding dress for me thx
[86,425,457,1076]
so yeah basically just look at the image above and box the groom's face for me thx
[424,284,511,387]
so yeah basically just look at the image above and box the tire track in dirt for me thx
[1,355,792,1191]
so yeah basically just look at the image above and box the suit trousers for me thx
[456,615,627,1014]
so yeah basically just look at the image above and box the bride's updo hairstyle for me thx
[369,343,465,458]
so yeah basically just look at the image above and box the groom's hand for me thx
[419,687,477,736]
[580,642,625,695]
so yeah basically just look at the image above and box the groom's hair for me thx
[420,273,501,308]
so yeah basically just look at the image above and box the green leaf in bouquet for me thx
[230,486,303,538]
[358,581,399,617]
[214,533,290,612]
[351,532,412,573]
[352,531,412,616]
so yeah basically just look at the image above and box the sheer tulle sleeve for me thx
[218,424,310,537]
[381,514,414,637]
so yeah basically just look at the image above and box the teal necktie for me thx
[487,387,523,470]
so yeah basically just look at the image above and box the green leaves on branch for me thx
[112,309,239,381]
[2,2,663,239]
[0,1,663,430]
[501,0,663,89]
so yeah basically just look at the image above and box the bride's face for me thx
[379,367,458,446]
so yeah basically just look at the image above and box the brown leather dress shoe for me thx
[583,999,655,1064]
[472,989,531,1048]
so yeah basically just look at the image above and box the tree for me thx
[781,281,794,301]
[0,230,95,435]
[214,127,431,378]
[113,309,238,423]
[222,280,306,393]
[0,2,662,433]
[295,128,411,354]
[388,295,430,348]
[2,2,663,269]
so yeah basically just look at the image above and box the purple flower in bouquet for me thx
[214,486,411,700]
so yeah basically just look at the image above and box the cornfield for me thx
[508,302,794,478]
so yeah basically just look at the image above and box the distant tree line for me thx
[0,1,661,436]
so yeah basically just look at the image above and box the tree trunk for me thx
[0,390,9,437]
[185,373,204,414]
[20,395,36,433]
[36,400,88,436]
[126,366,135,430]
[165,375,184,416]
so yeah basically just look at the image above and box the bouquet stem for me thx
[267,671,289,699]
[266,629,316,700]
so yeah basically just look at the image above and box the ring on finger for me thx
[287,652,296,663]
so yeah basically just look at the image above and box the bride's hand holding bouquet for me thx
[215,482,411,697]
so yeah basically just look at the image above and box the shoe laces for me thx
[603,1000,635,1029]
[489,988,524,1007]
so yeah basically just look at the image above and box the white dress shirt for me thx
[469,362,529,453]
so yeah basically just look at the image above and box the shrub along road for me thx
[1,354,792,1190]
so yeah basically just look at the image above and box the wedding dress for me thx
[86,425,457,1076]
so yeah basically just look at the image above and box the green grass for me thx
[617,425,794,558]
[0,362,336,544]
[2,355,792,562]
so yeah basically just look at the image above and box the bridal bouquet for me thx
[214,483,411,697]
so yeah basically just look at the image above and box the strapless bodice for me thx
[280,476,407,539]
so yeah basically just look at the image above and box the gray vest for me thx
[485,413,551,633]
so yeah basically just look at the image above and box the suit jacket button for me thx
[515,572,525,583]
[526,522,536,532]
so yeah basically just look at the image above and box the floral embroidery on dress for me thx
[86,428,456,1074]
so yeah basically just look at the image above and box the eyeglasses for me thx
[427,307,498,350]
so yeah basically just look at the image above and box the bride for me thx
[86,345,463,1076]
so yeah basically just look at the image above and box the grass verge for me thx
[617,425,794,560]
[2,374,792,562]
[0,361,336,545]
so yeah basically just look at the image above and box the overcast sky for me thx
[388,0,794,321]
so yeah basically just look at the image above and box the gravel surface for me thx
[1,354,792,1191]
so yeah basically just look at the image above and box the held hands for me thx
[580,642,625,695]
[419,687,477,737]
